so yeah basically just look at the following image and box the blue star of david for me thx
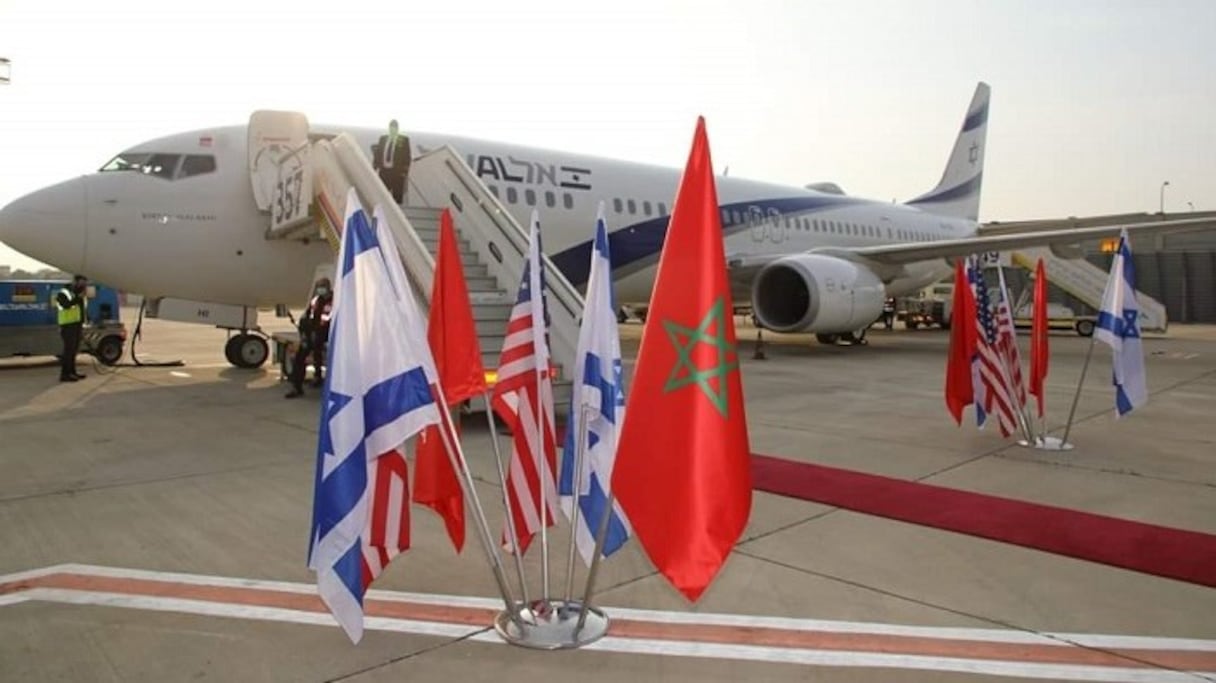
[1121,309,1140,339]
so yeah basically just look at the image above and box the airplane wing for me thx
[979,210,1216,236]
[826,214,1216,266]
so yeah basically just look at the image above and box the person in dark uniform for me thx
[371,119,411,204]
[882,297,897,330]
[55,275,89,382]
[286,278,333,398]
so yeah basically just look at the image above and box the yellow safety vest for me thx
[56,287,84,326]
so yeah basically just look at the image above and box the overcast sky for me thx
[2,0,1213,270]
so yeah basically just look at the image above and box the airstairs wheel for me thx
[95,336,124,366]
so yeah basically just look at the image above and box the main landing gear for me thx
[224,331,270,369]
[815,329,868,347]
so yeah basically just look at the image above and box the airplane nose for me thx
[0,177,87,273]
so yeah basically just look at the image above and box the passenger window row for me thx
[749,212,945,242]
[486,185,576,210]
[610,198,668,218]
[480,186,946,243]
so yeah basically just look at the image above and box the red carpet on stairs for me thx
[750,454,1216,588]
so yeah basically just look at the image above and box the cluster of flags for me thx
[945,254,1034,438]
[945,229,1148,440]
[309,117,753,641]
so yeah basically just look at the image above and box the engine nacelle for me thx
[751,254,886,333]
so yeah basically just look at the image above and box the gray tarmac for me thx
[1,311,1214,682]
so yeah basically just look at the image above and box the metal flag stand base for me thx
[1018,435,1074,451]
[494,599,610,650]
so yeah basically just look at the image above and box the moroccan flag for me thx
[944,258,978,424]
[413,209,486,553]
[1029,258,1049,418]
[611,117,751,602]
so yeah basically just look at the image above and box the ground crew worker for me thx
[285,278,333,399]
[56,274,88,382]
[371,119,411,204]
[882,297,897,330]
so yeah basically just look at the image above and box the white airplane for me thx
[1,82,1211,366]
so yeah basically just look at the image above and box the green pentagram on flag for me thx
[662,297,738,417]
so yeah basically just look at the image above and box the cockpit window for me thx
[98,152,181,179]
[179,155,216,178]
[100,152,153,172]
[140,154,181,179]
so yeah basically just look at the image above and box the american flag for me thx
[491,210,558,555]
[362,452,410,587]
[971,259,1020,437]
[994,267,1028,412]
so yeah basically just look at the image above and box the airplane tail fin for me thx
[906,82,990,221]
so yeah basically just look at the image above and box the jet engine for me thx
[750,254,886,333]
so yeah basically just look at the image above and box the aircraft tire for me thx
[224,336,242,366]
[815,333,840,345]
[229,334,269,369]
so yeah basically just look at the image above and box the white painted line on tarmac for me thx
[2,564,1215,683]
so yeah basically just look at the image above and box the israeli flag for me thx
[307,189,441,643]
[559,202,631,565]
[372,204,436,368]
[1095,230,1148,416]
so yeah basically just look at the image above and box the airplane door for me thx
[767,208,785,244]
[248,111,312,232]
[748,206,766,242]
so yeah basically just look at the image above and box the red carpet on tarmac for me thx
[750,454,1216,588]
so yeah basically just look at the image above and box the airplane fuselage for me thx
[2,124,968,311]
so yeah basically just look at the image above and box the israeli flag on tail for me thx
[308,189,441,643]
[1095,230,1148,416]
[558,202,631,565]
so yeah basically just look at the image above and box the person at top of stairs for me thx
[372,119,411,204]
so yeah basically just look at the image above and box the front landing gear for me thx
[225,332,270,369]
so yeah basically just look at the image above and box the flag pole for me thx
[537,373,551,602]
[482,392,533,614]
[996,267,1038,446]
[494,392,609,650]
[1063,233,1126,448]
[430,388,523,626]
[563,404,590,601]
[1061,334,1097,447]
[575,489,616,632]
[526,214,553,604]
[990,313,1035,444]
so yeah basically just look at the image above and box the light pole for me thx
[1188,201,1195,212]
[1159,180,1170,214]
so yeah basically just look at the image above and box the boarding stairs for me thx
[1007,247,1168,332]
[249,110,580,413]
